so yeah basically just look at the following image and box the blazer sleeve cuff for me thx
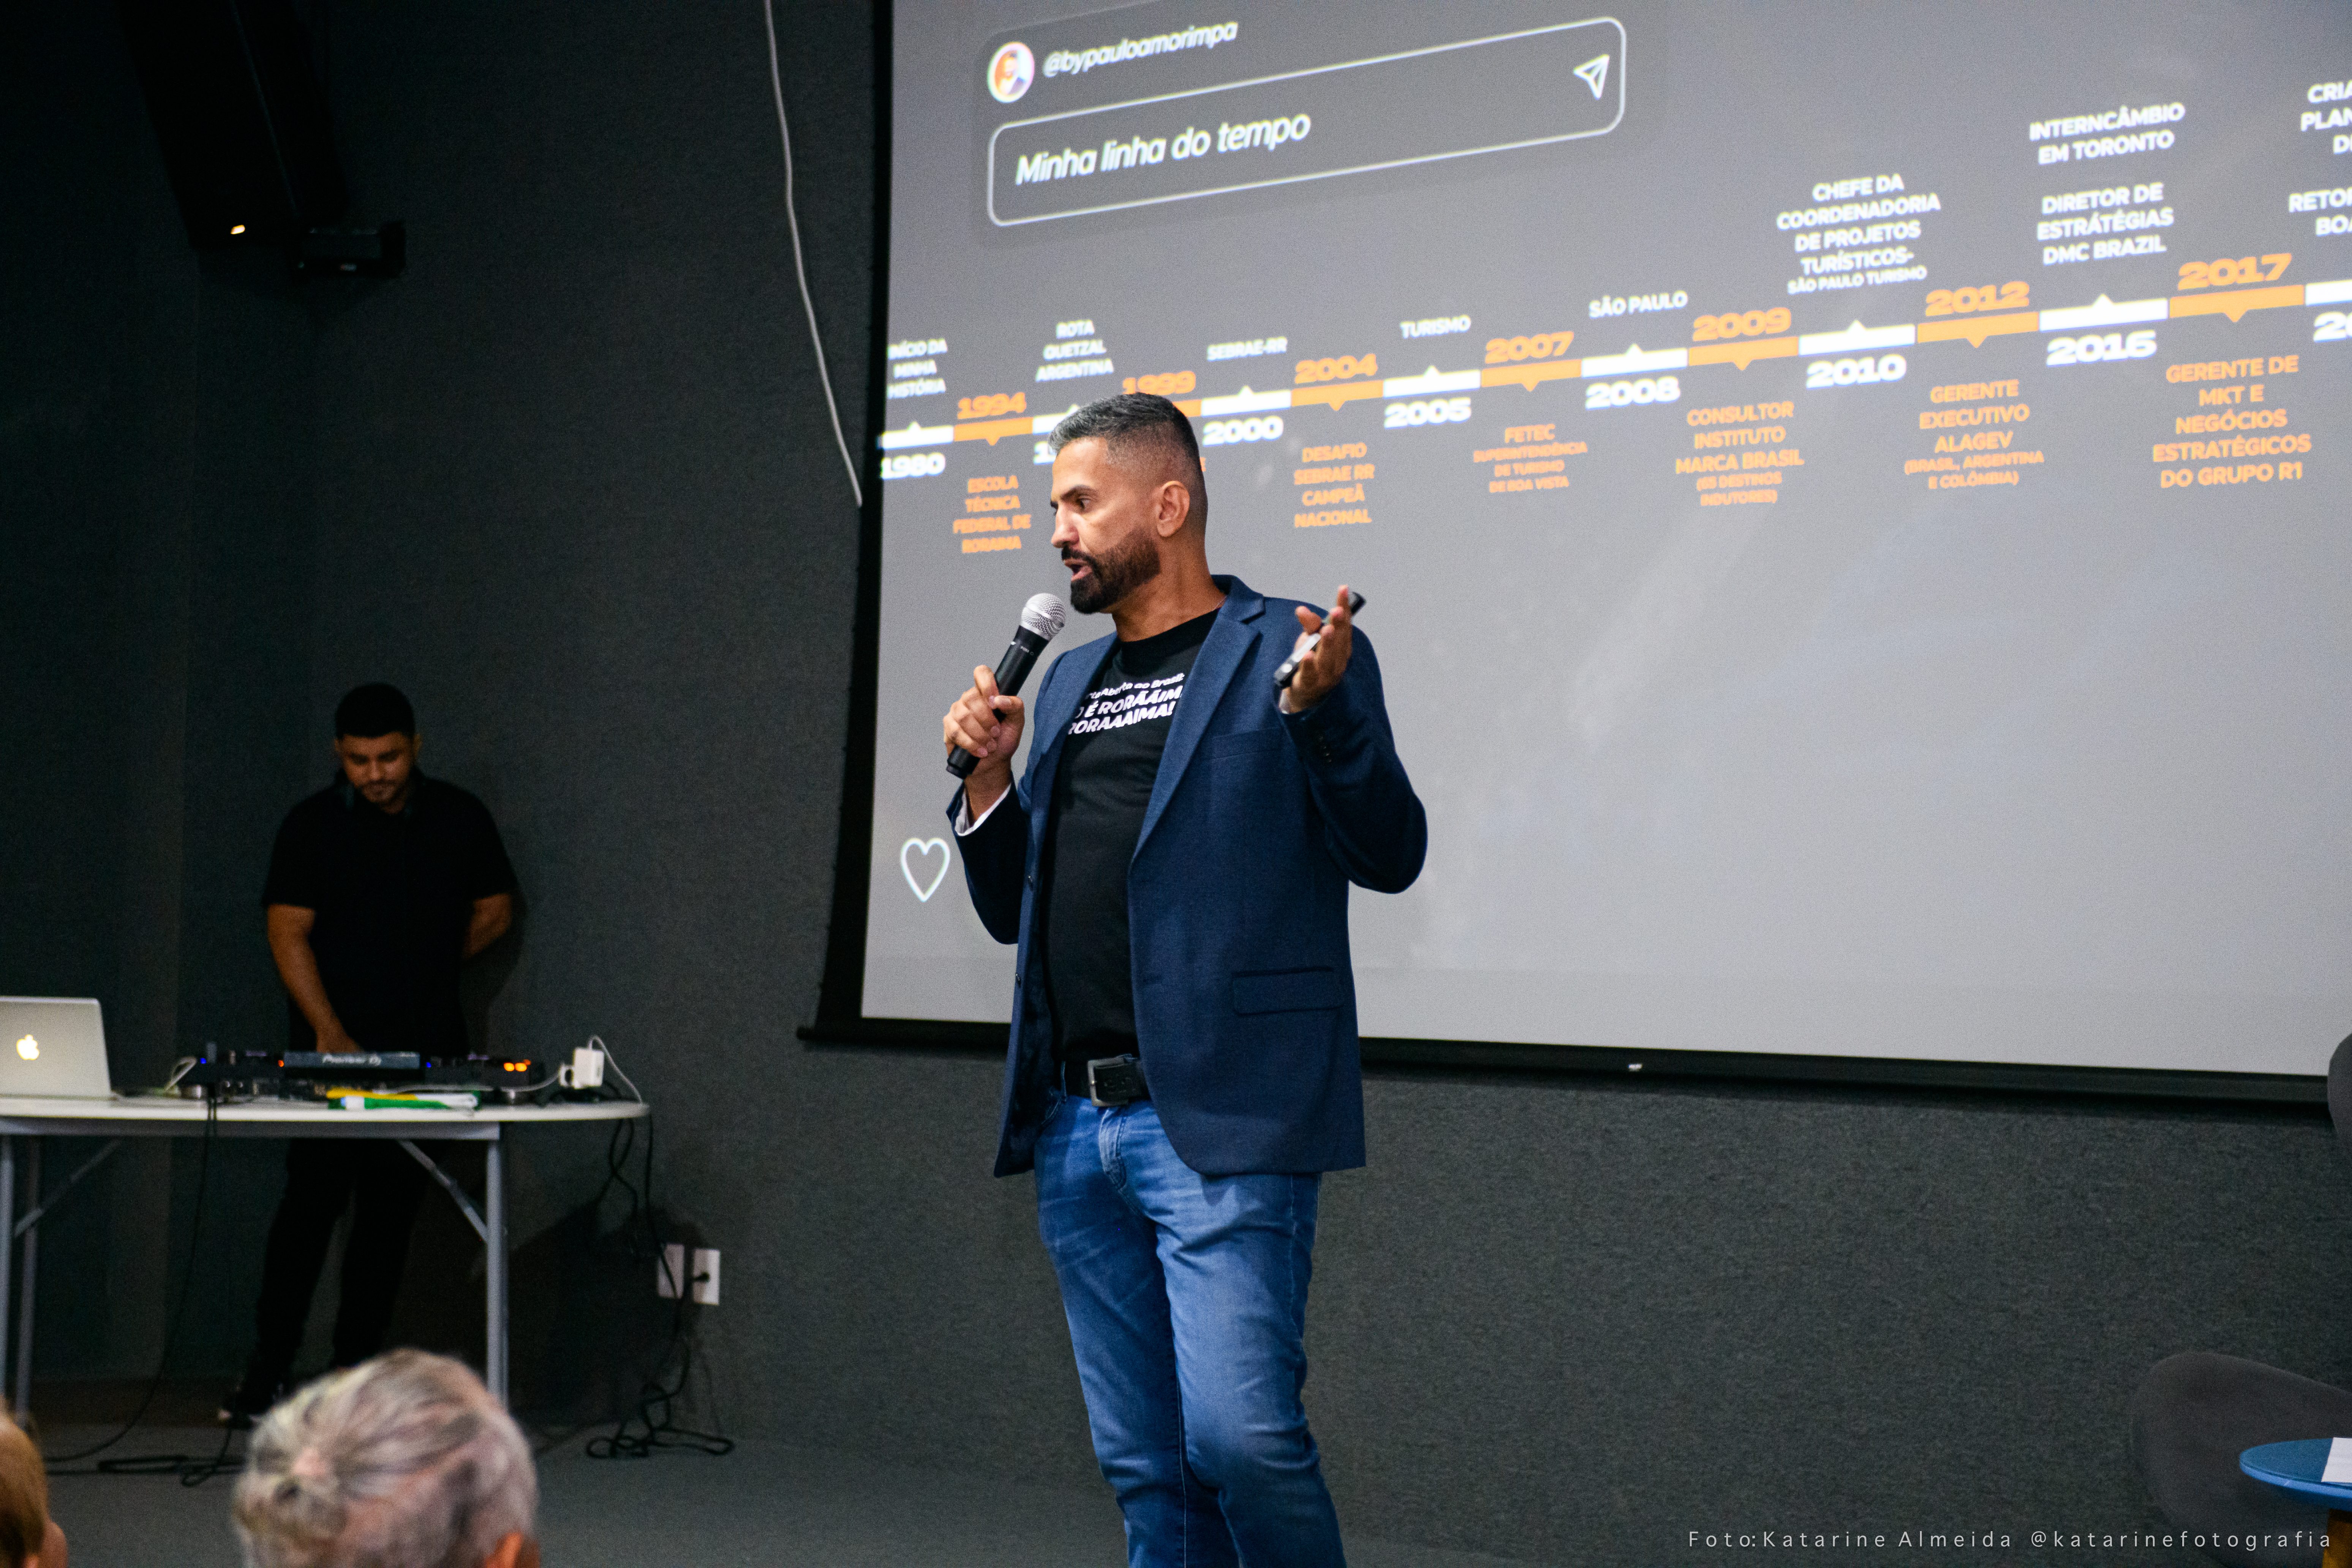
[952,783,1012,837]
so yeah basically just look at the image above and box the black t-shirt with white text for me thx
[1040,608,1217,1067]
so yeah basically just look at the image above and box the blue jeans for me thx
[1034,1094,1346,1568]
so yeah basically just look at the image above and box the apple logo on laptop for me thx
[15,1036,35,1061]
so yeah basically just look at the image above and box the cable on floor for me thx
[584,1113,732,1460]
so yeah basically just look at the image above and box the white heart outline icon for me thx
[900,837,950,902]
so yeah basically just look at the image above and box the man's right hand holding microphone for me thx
[944,665,1026,820]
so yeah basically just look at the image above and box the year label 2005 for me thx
[1384,397,1472,428]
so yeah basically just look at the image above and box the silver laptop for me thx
[0,999,117,1099]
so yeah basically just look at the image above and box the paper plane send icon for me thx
[1574,54,1609,99]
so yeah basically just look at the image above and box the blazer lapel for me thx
[1023,633,1109,823]
[1135,577,1263,856]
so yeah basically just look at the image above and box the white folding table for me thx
[0,1095,648,1411]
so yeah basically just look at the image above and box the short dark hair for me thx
[334,683,416,739]
[1049,393,1208,531]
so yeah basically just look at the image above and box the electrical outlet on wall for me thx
[657,1243,686,1299]
[692,1247,721,1305]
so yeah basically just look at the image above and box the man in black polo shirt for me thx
[224,683,517,1422]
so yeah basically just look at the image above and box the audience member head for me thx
[0,1414,55,1568]
[233,1351,537,1568]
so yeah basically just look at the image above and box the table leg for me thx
[486,1134,506,1404]
[0,1138,14,1415]
[14,1142,40,1421]
[2328,1509,2351,1568]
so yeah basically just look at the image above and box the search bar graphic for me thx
[986,17,1626,227]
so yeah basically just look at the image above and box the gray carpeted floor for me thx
[43,1424,1540,1567]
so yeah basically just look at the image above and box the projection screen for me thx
[854,0,2352,1078]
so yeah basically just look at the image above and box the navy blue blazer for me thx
[950,576,1426,1178]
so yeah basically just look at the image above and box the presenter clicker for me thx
[223,684,517,1424]
[942,393,1426,1566]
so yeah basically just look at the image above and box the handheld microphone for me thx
[1274,591,1366,689]
[948,593,1069,778]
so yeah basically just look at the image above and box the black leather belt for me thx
[1061,1054,1148,1106]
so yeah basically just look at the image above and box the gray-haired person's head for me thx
[1049,392,1208,532]
[233,1350,538,1568]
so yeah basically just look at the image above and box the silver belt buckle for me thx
[1085,1053,1146,1107]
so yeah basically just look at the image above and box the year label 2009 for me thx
[1692,308,1790,342]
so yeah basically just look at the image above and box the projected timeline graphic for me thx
[893,0,2333,533]
[865,0,2352,1076]
[888,2,2343,544]
[886,270,2341,536]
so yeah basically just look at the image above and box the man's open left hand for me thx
[1284,585,1355,711]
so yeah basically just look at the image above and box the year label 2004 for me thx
[1295,354,1379,384]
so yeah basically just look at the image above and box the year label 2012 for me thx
[1924,282,2028,316]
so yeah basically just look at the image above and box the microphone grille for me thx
[1021,593,1068,639]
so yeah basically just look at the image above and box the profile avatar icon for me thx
[988,41,1034,104]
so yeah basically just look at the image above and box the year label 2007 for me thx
[1484,332,1576,364]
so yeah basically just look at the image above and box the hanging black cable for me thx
[584,1114,730,1460]
[45,1098,232,1478]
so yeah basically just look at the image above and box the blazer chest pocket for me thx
[1230,967,1347,1015]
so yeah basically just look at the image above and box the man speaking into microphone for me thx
[942,392,1425,1566]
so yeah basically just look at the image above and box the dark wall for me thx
[1,1,318,1382]
[7,3,2349,1563]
